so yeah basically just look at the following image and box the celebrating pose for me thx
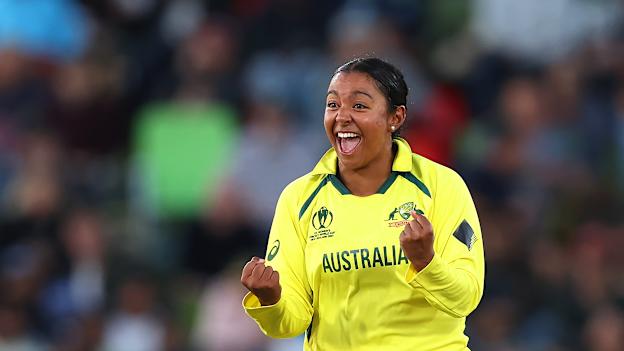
[241,57,485,350]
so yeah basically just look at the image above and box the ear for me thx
[387,105,407,132]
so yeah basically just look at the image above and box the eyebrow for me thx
[326,90,374,99]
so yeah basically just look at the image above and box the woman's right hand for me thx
[241,256,282,306]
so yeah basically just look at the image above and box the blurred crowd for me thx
[0,0,623,350]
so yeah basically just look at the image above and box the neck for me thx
[338,141,395,196]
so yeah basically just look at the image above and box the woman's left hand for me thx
[399,211,435,271]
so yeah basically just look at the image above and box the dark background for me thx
[0,0,623,350]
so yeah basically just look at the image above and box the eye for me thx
[326,101,338,109]
[353,103,367,110]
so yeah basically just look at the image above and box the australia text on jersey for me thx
[322,244,410,273]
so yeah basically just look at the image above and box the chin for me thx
[337,155,364,171]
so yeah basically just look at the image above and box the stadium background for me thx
[0,0,623,350]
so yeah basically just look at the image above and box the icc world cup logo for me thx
[312,206,333,230]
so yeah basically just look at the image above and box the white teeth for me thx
[337,132,359,138]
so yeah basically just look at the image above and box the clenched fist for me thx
[399,211,435,271]
[241,256,282,306]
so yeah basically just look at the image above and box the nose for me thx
[335,106,352,125]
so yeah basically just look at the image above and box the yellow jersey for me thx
[243,138,485,351]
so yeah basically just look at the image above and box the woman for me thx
[240,57,484,350]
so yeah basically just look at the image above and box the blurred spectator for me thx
[472,0,622,63]
[183,182,263,277]
[0,303,48,351]
[54,314,103,351]
[173,18,242,107]
[583,305,624,351]
[131,102,239,219]
[47,31,127,156]
[237,0,337,52]
[1,132,64,260]
[614,83,624,195]
[468,297,518,351]
[159,0,205,45]
[37,208,108,342]
[1,243,49,308]
[456,74,549,207]
[403,84,469,165]
[0,49,51,130]
[0,242,52,346]
[225,101,319,232]
[60,209,107,312]
[102,275,166,351]
[191,265,267,351]
[242,49,331,135]
[130,17,243,219]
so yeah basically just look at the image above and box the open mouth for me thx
[336,132,362,155]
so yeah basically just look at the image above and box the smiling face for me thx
[324,71,405,172]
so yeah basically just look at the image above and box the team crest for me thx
[386,202,424,227]
[398,202,415,220]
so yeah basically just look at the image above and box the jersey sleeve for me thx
[242,183,313,338]
[405,169,485,318]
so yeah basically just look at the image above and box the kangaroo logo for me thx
[312,206,333,230]
[387,202,424,222]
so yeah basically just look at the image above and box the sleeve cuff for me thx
[405,253,448,288]
[242,292,284,318]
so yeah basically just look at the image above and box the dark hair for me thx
[333,57,408,137]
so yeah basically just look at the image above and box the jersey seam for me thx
[415,171,462,318]
[413,279,463,318]
[377,171,399,194]
[298,175,329,219]
[398,171,431,197]
[327,174,350,194]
